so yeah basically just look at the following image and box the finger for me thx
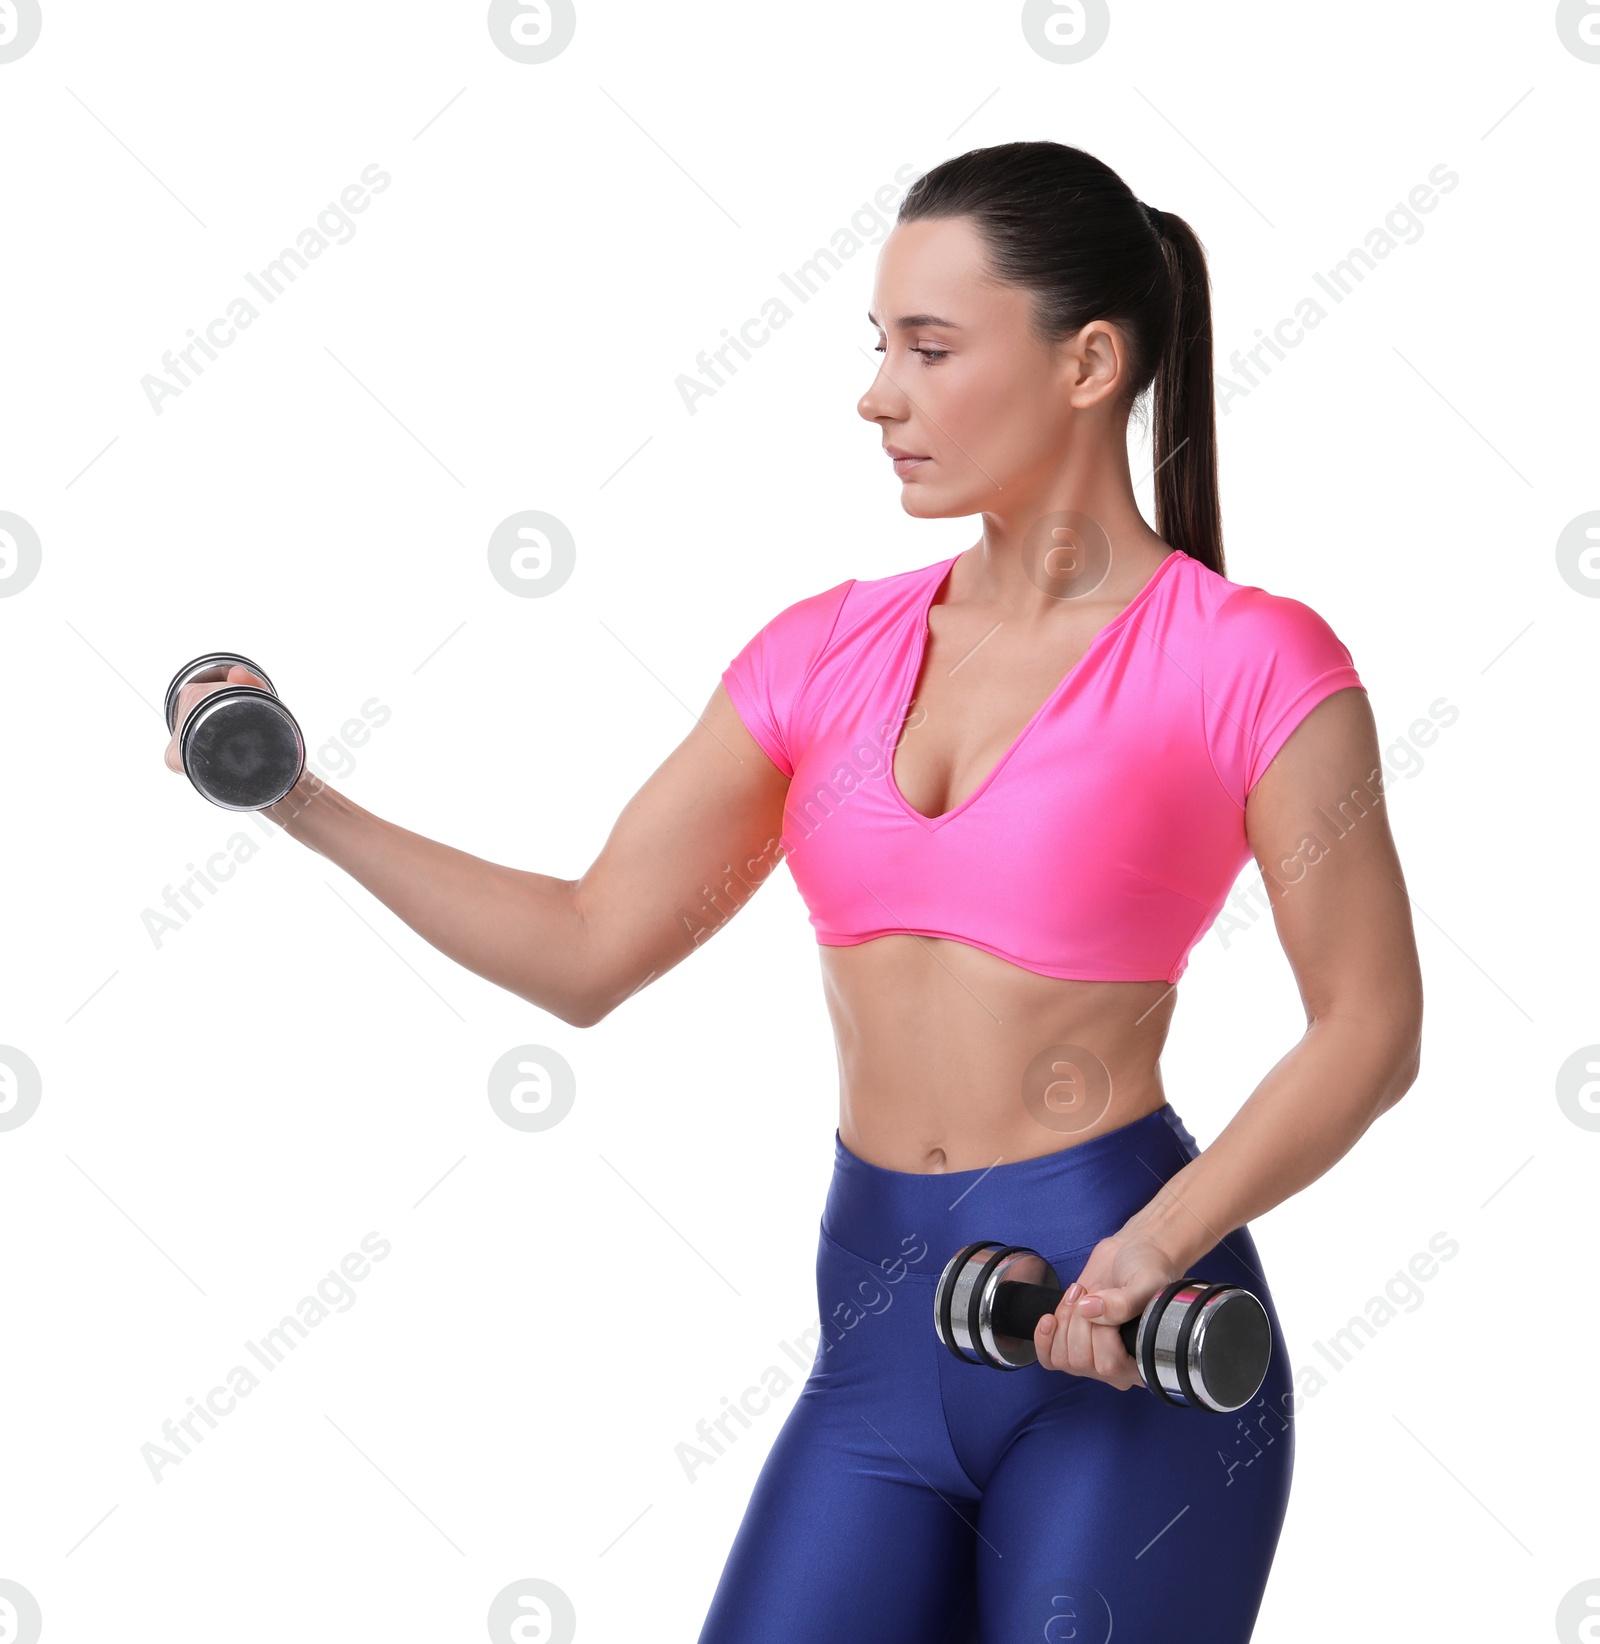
[1041,1288,1080,1373]
[1068,1287,1103,1375]
[177,680,217,721]
[1078,1284,1140,1326]
[1063,1295,1101,1375]
[1089,1318,1132,1383]
[1073,1287,1141,1385]
[1045,1286,1088,1375]
[167,677,231,770]
[174,664,263,721]
[175,671,253,726]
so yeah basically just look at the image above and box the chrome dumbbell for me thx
[164,652,304,811]
[933,1239,1271,1413]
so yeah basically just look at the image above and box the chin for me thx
[900,483,982,521]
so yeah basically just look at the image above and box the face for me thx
[859,215,1131,520]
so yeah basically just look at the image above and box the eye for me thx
[872,343,949,363]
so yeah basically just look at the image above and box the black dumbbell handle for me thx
[991,1279,1139,1356]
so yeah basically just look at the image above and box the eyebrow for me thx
[866,309,965,330]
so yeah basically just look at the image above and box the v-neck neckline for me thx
[886,547,1186,829]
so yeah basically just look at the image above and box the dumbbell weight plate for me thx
[177,686,304,811]
[935,1241,1060,1369]
[164,651,279,734]
[1180,1287,1271,1413]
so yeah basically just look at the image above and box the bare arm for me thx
[248,683,791,1027]
[1120,685,1424,1270]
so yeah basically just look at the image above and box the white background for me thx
[1,2,1595,1640]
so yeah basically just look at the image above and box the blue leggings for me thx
[697,1104,1295,1643]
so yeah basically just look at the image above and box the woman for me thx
[166,141,1422,1642]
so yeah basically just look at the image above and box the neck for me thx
[964,460,1170,617]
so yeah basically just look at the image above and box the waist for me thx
[822,943,1177,1146]
[821,1101,1200,1277]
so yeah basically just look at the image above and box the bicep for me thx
[572,681,791,1014]
[1243,687,1422,1038]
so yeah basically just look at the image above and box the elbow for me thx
[543,964,642,1030]
[556,884,674,1026]
[1314,991,1421,1117]
[1387,1036,1422,1108]
[549,884,624,1028]
[545,1001,606,1030]
[1376,1010,1424,1114]
[539,983,615,1030]
[567,997,618,1030]
[1394,981,1425,1102]
[504,957,617,1030]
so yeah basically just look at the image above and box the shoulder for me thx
[1186,558,1366,801]
[847,553,955,599]
[1185,557,1358,669]
[752,574,856,654]
[719,556,943,778]
[733,552,951,660]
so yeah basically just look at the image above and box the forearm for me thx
[263,773,601,1025]
[1122,1006,1421,1271]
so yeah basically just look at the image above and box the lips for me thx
[884,445,928,461]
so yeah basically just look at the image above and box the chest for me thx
[763,557,1258,982]
[776,573,1246,931]
[891,601,1127,822]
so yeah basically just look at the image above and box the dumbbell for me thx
[164,652,304,812]
[933,1240,1271,1413]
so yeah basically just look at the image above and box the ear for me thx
[1062,318,1135,410]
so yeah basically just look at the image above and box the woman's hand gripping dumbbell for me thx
[163,652,306,812]
[934,1239,1272,1413]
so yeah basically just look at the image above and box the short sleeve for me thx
[721,579,853,777]
[1202,585,1366,806]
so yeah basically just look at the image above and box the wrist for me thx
[1120,1175,1222,1274]
[262,770,342,842]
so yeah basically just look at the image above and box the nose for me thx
[857,349,904,426]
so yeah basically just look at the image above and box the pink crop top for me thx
[721,548,1366,984]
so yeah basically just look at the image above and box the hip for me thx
[800,1100,1296,1503]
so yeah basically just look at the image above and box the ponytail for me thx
[1147,211,1223,575]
